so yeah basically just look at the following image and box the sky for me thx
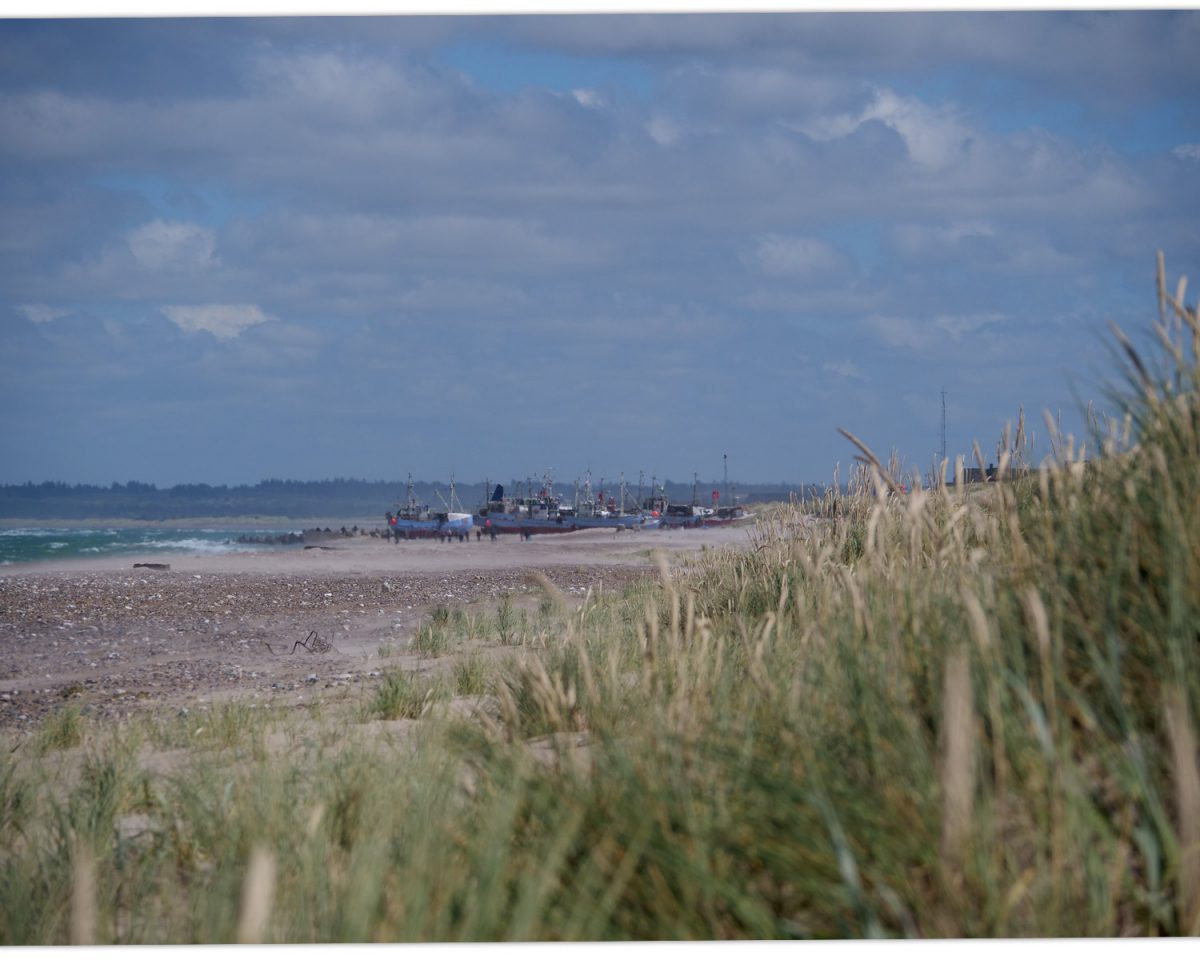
[2,8,1199,489]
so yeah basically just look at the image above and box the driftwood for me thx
[264,631,333,655]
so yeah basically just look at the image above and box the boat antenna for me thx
[693,471,698,506]
[638,470,643,507]
[407,471,415,507]
[724,454,729,506]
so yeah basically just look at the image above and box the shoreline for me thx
[0,524,753,729]
[0,523,750,577]
[0,516,382,531]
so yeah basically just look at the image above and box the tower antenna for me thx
[940,387,947,463]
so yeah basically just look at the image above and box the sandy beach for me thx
[0,524,754,730]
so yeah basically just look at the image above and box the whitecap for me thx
[140,538,246,554]
[0,528,95,538]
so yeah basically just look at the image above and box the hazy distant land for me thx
[0,478,822,522]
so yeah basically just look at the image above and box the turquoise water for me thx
[0,527,305,566]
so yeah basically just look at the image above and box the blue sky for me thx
[2,11,1199,488]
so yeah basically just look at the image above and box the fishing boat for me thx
[643,470,750,528]
[558,471,662,530]
[476,472,661,534]
[385,473,473,538]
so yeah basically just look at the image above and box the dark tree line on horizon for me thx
[0,478,822,521]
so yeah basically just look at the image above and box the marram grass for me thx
[3,256,1200,941]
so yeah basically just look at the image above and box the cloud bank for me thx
[1,13,1198,486]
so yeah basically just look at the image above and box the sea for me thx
[0,526,307,566]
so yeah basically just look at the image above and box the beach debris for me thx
[263,630,333,656]
[133,563,171,571]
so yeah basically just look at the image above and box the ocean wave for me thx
[0,527,100,537]
[1,528,301,564]
[138,537,291,555]
[139,538,239,554]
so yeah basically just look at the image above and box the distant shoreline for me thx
[0,516,385,531]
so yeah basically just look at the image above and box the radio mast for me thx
[940,387,947,463]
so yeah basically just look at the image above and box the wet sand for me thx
[0,524,754,730]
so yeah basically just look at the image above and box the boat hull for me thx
[658,511,749,529]
[476,511,661,534]
[388,514,473,537]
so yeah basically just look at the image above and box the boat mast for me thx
[724,454,729,507]
[638,470,643,507]
[620,472,627,516]
[693,471,698,506]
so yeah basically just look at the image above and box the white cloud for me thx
[740,288,885,315]
[161,303,274,340]
[710,67,848,114]
[892,221,994,255]
[17,304,69,324]
[823,359,864,379]
[996,243,1082,275]
[232,212,597,273]
[750,234,848,278]
[571,88,605,109]
[803,86,971,169]
[934,313,1004,339]
[396,278,530,312]
[128,220,217,273]
[866,315,926,349]
[867,312,1004,350]
[645,115,681,147]
[1172,143,1200,161]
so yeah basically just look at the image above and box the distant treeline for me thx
[0,478,825,521]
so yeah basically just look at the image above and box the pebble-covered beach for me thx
[0,524,753,729]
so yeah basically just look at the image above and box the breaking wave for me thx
[0,527,305,565]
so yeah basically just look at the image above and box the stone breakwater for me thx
[0,564,653,730]
[234,532,304,545]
